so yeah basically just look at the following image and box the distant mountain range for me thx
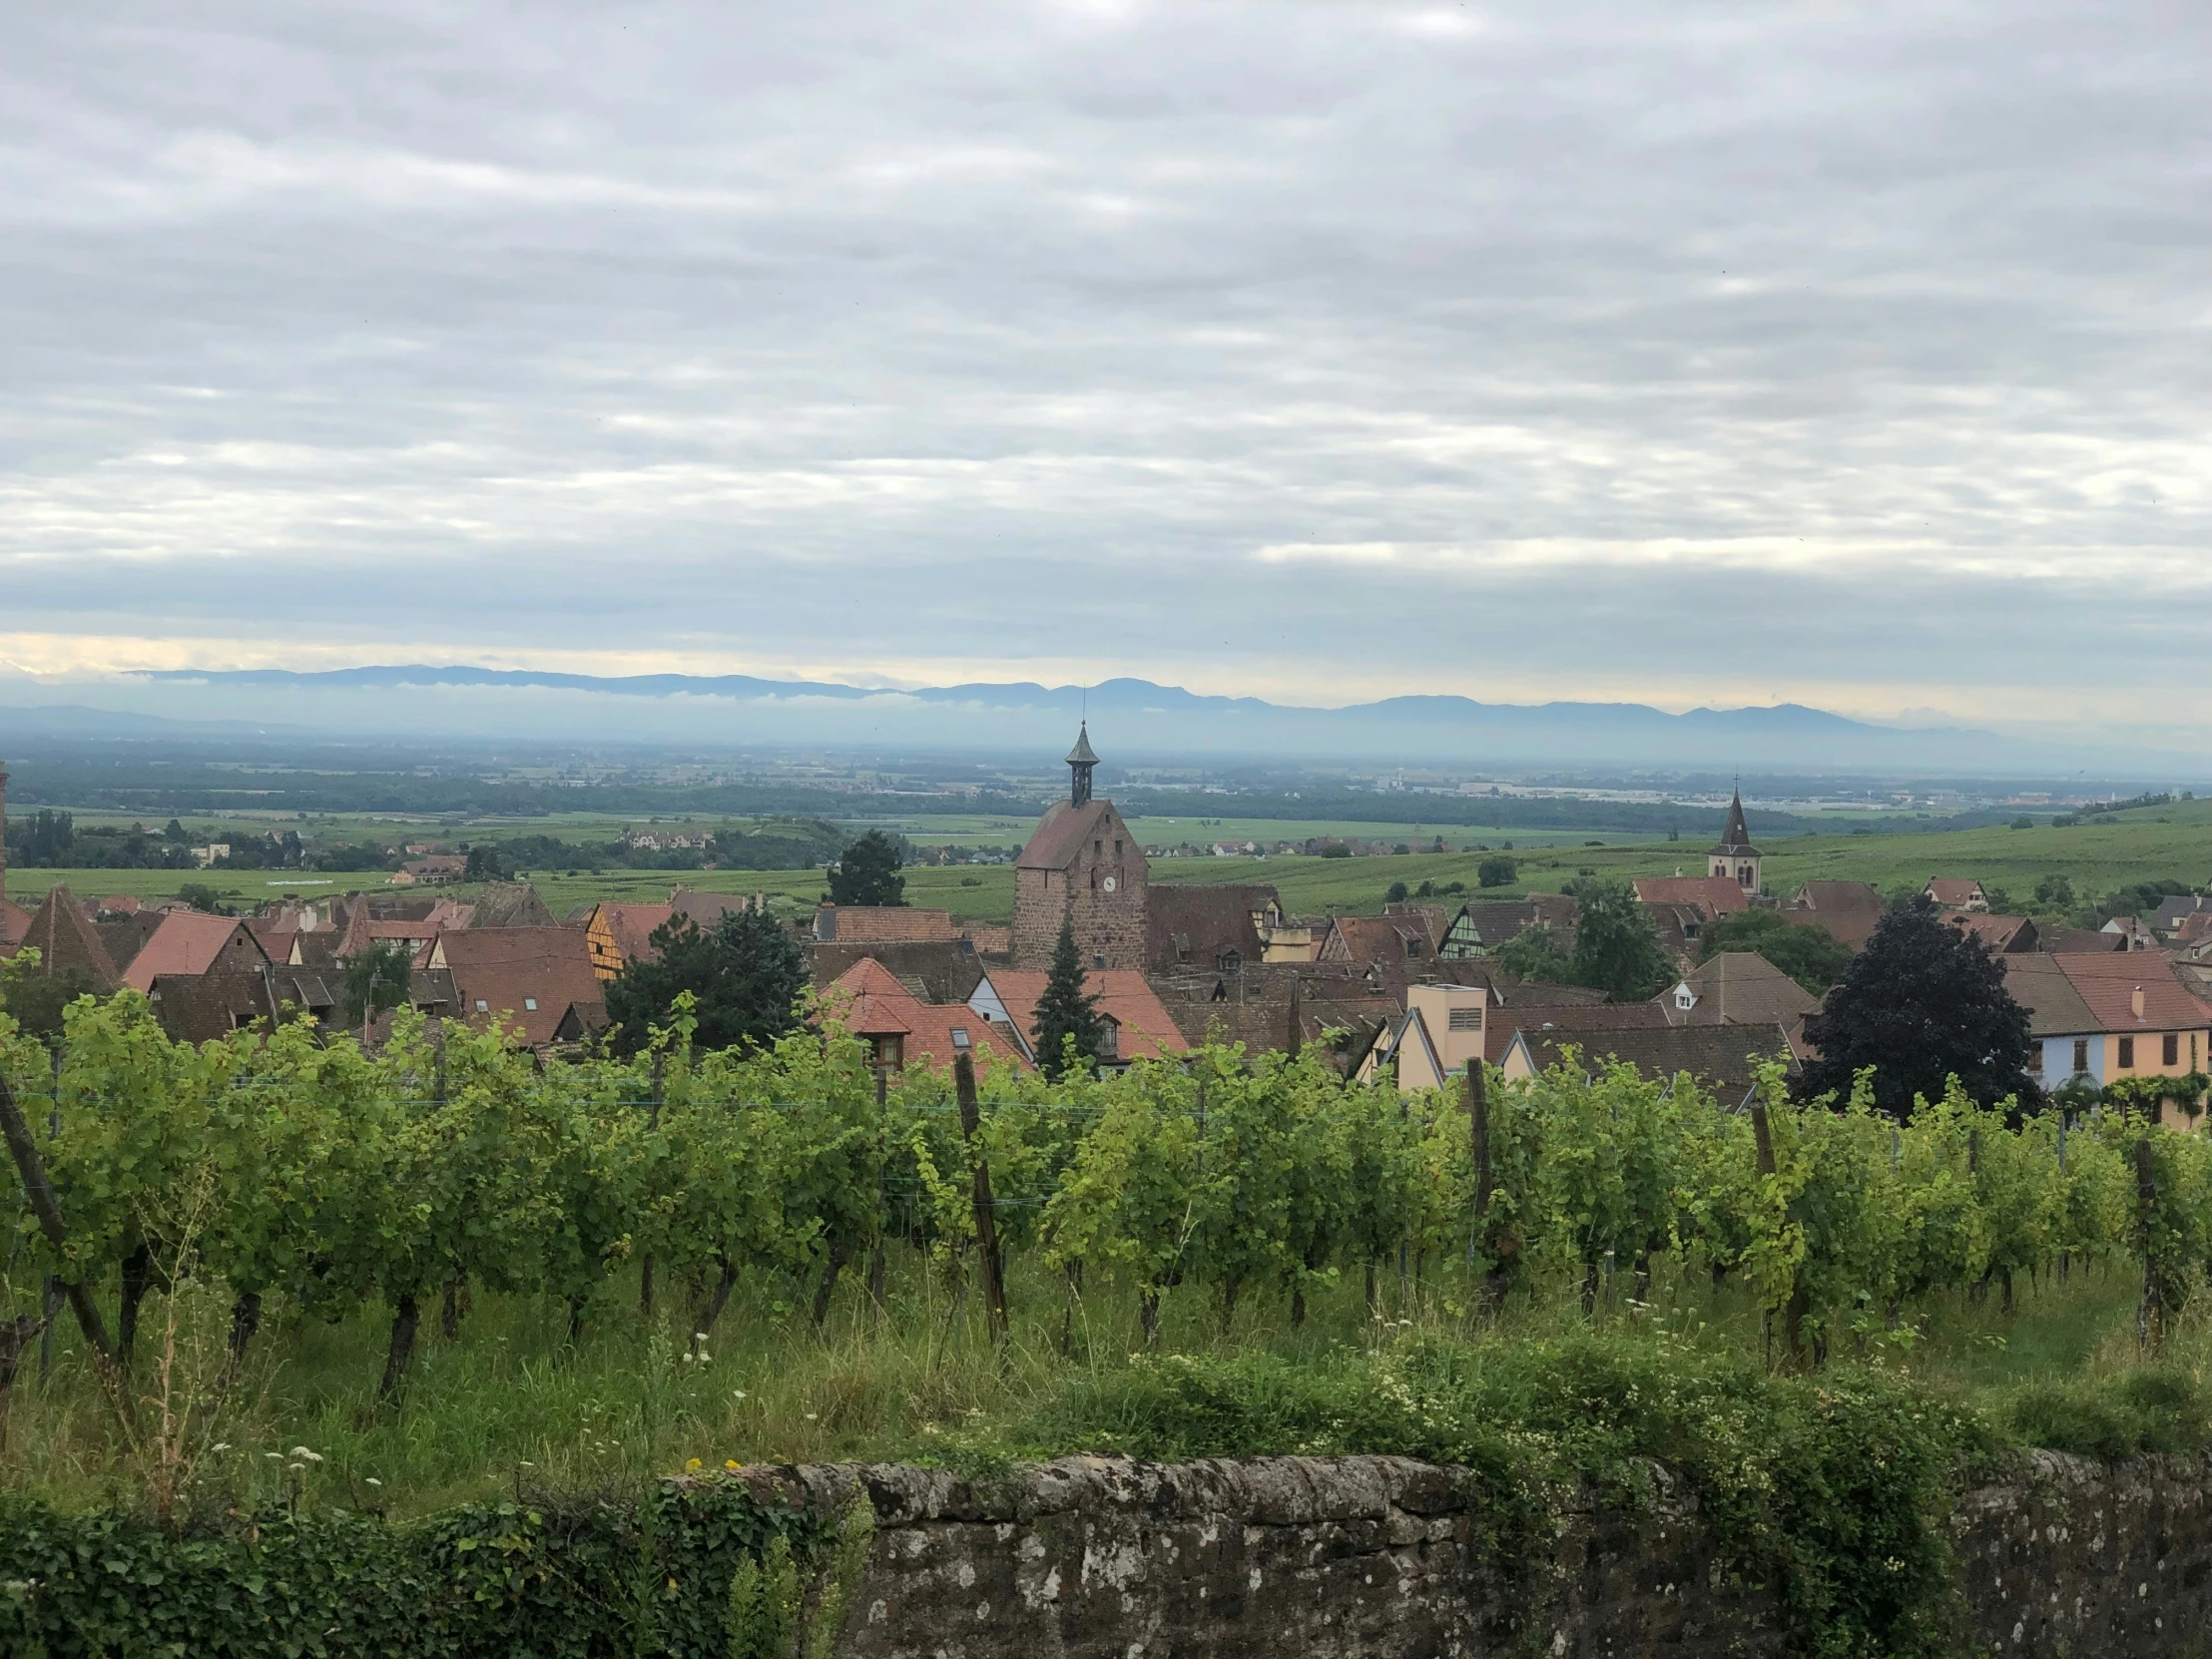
[0,664,2192,781]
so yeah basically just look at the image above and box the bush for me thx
[1477,855,1516,888]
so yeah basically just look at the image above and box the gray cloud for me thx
[4,0,2209,734]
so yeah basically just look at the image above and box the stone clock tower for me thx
[1009,724,1150,969]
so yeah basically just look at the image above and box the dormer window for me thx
[523,997,537,1011]
[1676,987,1696,1010]
[951,1027,972,1051]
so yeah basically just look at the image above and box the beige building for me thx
[1356,981,1488,1091]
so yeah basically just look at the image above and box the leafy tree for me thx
[1385,880,1409,903]
[1695,909,1854,994]
[342,940,416,1040]
[0,952,99,1049]
[1798,896,2037,1120]
[175,882,233,914]
[163,819,188,843]
[1478,854,1517,888]
[827,830,905,907]
[463,843,512,881]
[1032,920,1104,1081]
[2033,873,2074,910]
[1567,878,1674,1002]
[1496,924,1573,984]
[604,909,806,1057]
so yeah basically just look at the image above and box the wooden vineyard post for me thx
[2136,1136,2163,1352]
[0,1063,126,1418]
[954,1054,1009,1346]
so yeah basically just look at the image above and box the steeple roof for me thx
[1711,789,1758,855]
[1065,723,1099,767]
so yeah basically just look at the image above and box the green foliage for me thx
[175,882,234,914]
[827,830,905,907]
[1495,923,1573,983]
[1565,877,1673,1002]
[1695,908,1853,993]
[1994,1368,2212,1461]
[605,910,807,1058]
[0,951,99,1049]
[1799,896,2038,1119]
[2033,873,2074,910]
[464,842,513,880]
[1032,920,1103,1081]
[1477,853,1516,888]
[342,938,416,1032]
[0,1476,823,1659]
[728,1531,800,1659]
[1384,879,1408,903]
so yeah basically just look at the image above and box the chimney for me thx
[2132,985,2146,1021]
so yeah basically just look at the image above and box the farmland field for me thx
[7,797,2209,923]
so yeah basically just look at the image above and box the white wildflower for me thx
[364,1478,383,1487]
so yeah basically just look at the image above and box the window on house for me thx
[1097,1018,1118,1059]
[1092,954,1107,970]
[1216,948,1242,974]
[1094,839,1102,855]
[524,997,537,1011]
[2119,1036,2135,1069]
[1405,938,1423,958]
[2164,1033,2179,1067]
[950,1027,971,1050]
[1447,1007,1481,1031]
[2025,1044,2043,1074]
[873,1034,903,1069]
[1677,988,1696,1010]
[475,999,489,1012]
[1114,839,1122,855]
[2072,1039,2089,1073]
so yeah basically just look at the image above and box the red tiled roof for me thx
[988,968,1189,1063]
[1784,881,1886,947]
[1319,913,1438,965]
[96,894,141,915]
[122,913,271,993]
[1941,911,2032,952]
[14,885,121,989]
[815,905,961,943]
[824,958,1025,1071]
[430,926,607,1048]
[1632,876,1751,917]
[0,897,29,952]
[2050,953,2212,1032]
[591,902,677,974]
[1015,800,1116,872]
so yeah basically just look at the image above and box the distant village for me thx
[2,736,2208,1115]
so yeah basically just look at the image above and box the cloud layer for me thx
[5,1,2209,733]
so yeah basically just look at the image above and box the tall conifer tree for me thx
[1032,918,1104,1080]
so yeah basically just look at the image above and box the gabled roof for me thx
[1632,875,1751,918]
[671,888,761,926]
[1924,878,1985,907]
[1015,799,1117,872]
[589,902,677,972]
[824,958,1025,1070]
[1784,881,1887,947]
[0,896,30,953]
[2041,927,2125,955]
[808,939,983,1005]
[431,926,606,1048]
[1317,912,1438,965]
[1941,912,2036,953]
[988,968,1189,1062]
[1145,883,1275,972]
[467,882,558,930]
[1486,999,1680,1064]
[13,884,121,988]
[2002,953,2212,1036]
[1711,790,1759,855]
[1511,1022,1799,1099]
[1668,952,1817,1027]
[2151,895,2212,933]
[122,912,270,993]
[814,904,961,943]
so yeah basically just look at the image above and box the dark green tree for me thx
[2032,873,2075,911]
[1695,909,1854,994]
[1495,923,1573,984]
[1477,854,1517,888]
[827,830,906,907]
[1798,896,2038,1119]
[604,908,806,1057]
[1567,878,1674,1002]
[0,955,99,1050]
[1032,919,1104,1081]
[342,940,416,1041]
[175,882,233,914]
[463,843,512,881]
[1385,880,1409,903]
[163,819,188,843]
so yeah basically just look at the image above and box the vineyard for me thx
[3,988,2208,1491]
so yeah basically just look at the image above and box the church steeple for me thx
[1708,786,1762,893]
[1065,723,1098,808]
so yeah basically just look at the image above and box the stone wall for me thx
[736,1450,2212,1658]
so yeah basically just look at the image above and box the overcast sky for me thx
[4,1,2208,740]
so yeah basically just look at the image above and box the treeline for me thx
[6,991,2205,1413]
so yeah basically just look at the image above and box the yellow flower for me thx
[725,1459,741,1470]
[686,1457,703,1471]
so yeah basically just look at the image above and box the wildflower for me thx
[364,1478,383,1487]
[697,1352,711,1364]
[725,1459,741,1470]
[686,1457,703,1471]
[292,1446,324,1463]
[732,1388,748,1399]
[695,1332,709,1343]
[287,1463,305,1474]
[265,1451,281,1460]
[681,1352,694,1364]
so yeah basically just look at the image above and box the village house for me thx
[2002,953,2212,1106]
[1781,880,1887,949]
[429,926,607,1049]
[583,901,677,981]
[822,957,1027,1073]
[1659,952,1817,1052]
[1923,877,1988,912]
[813,903,961,944]
[1498,1023,1800,1106]
[122,910,271,994]
[989,966,1189,1069]
[1355,981,1490,1090]
[389,853,467,886]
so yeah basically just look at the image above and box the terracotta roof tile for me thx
[824,958,1024,1071]
[814,905,961,943]
[1015,800,1115,872]
[122,913,270,993]
[1632,876,1752,917]
[431,926,607,1048]
[988,968,1190,1062]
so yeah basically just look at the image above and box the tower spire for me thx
[1065,723,1098,808]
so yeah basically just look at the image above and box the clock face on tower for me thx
[1102,875,1118,892]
